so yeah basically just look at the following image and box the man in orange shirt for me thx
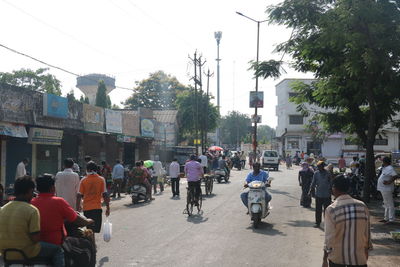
[77,162,110,234]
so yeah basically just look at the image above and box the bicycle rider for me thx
[184,155,204,205]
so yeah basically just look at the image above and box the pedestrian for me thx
[240,151,247,169]
[111,159,124,198]
[338,155,346,173]
[184,155,204,205]
[248,151,254,169]
[153,156,164,194]
[15,158,29,180]
[101,161,112,193]
[72,159,80,174]
[55,158,80,210]
[285,154,292,169]
[169,158,180,198]
[298,162,314,208]
[322,175,372,267]
[309,161,332,228]
[377,156,397,223]
[77,162,110,236]
[199,153,208,174]
[350,156,359,174]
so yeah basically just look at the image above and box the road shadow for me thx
[285,219,315,228]
[123,201,151,209]
[98,256,109,267]
[269,189,300,201]
[203,193,217,199]
[246,222,286,236]
[186,212,209,224]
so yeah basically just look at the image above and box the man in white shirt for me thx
[15,158,29,180]
[199,153,208,174]
[377,156,398,223]
[169,159,181,197]
[111,160,125,198]
[153,156,164,194]
[55,158,80,210]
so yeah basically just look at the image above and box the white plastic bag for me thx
[103,218,112,242]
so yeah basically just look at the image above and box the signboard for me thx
[105,109,122,134]
[43,94,68,118]
[28,127,63,145]
[83,104,104,132]
[0,122,28,138]
[249,91,264,108]
[194,139,201,145]
[141,118,155,138]
[122,113,140,136]
[117,135,136,143]
[251,115,262,123]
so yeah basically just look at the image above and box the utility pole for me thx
[189,51,201,155]
[198,56,206,154]
[204,69,214,152]
[214,31,222,146]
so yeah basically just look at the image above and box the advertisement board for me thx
[0,122,28,138]
[122,113,140,136]
[83,104,104,132]
[251,115,262,123]
[105,109,123,134]
[43,94,68,118]
[249,91,264,108]
[141,118,155,138]
[28,127,63,145]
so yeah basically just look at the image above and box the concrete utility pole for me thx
[189,51,202,155]
[204,69,214,152]
[214,31,222,146]
[198,56,206,153]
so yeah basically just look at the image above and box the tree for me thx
[0,68,62,95]
[79,95,89,104]
[257,125,276,145]
[124,71,189,109]
[220,111,252,146]
[255,0,400,201]
[176,89,219,144]
[95,80,110,108]
[66,89,76,102]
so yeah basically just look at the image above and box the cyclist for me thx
[184,155,204,205]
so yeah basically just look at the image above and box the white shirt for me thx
[377,165,397,192]
[153,161,163,176]
[169,161,180,178]
[55,168,80,209]
[15,162,26,180]
[199,155,208,167]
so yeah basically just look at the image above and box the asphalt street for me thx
[96,166,326,267]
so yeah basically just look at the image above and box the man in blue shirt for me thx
[111,160,125,198]
[240,162,272,209]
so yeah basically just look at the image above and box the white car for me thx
[262,150,279,171]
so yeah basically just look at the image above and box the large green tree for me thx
[0,68,62,95]
[220,111,251,145]
[124,71,189,109]
[176,89,219,144]
[257,125,276,145]
[255,0,400,201]
[95,80,111,108]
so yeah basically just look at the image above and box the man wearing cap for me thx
[309,161,332,228]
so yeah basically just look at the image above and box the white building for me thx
[275,78,400,163]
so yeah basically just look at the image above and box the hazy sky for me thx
[0,0,312,128]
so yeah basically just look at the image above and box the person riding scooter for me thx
[240,162,272,210]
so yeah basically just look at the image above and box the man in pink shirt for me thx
[338,155,346,172]
[184,155,204,204]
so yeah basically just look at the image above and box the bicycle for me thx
[186,182,202,216]
[203,174,213,195]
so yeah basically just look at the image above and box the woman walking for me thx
[298,162,314,208]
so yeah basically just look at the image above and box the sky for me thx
[0,0,313,128]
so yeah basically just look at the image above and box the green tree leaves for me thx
[95,80,110,108]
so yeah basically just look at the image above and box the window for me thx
[264,151,278,157]
[288,92,299,98]
[289,115,304,125]
[374,139,388,146]
[286,136,300,149]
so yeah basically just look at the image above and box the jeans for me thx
[329,260,367,267]
[112,178,123,197]
[240,190,272,208]
[34,241,65,267]
[381,190,395,221]
[315,197,331,225]
[188,181,201,200]
[171,177,180,196]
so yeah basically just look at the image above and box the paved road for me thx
[96,166,325,267]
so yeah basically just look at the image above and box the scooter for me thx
[131,184,148,204]
[232,158,242,171]
[214,168,229,183]
[247,180,271,228]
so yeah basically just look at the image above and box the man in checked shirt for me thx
[322,176,372,267]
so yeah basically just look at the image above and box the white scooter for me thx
[247,179,272,228]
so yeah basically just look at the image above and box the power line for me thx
[0,43,135,91]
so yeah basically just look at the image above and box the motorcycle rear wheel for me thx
[252,213,262,229]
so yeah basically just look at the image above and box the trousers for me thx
[171,177,180,196]
[329,260,367,267]
[31,241,65,267]
[240,190,272,208]
[315,197,331,225]
[381,190,395,221]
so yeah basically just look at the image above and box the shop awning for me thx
[0,122,28,138]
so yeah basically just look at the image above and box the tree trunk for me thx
[363,138,375,203]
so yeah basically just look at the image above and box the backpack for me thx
[62,236,96,267]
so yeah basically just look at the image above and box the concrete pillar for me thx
[32,144,37,178]
[1,140,6,186]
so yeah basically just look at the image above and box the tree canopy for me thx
[220,111,251,145]
[95,80,111,108]
[256,0,400,201]
[0,68,62,95]
[124,71,189,109]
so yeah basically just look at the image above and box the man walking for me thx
[184,155,204,204]
[169,159,180,198]
[309,161,332,228]
[322,176,372,267]
[377,156,397,223]
[15,158,29,180]
[55,158,80,210]
[153,156,164,194]
[111,160,124,198]
[199,153,208,174]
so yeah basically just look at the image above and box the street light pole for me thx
[236,12,267,157]
[214,31,222,146]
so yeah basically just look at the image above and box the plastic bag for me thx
[103,218,112,242]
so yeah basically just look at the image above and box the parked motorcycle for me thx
[247,180,271,228]
[214,169,229,183]
[131,184,148,204]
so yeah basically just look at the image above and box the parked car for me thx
[262,150,279,171]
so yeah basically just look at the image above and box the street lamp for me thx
[236,11,267,157]
[214,31,222,146]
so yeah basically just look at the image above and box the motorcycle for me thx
[214,168,229,183]
[131,184,148,204]
[247,180,271,228]
[232,157,242,171]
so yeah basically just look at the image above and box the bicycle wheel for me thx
[197,189,203,212]
[209,178,213,194]
[186,189,194,216]
[205,179,210,195]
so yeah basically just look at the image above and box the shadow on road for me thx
[98,256,109,267]
[186,213,209,224]
[269,188,300,201]
[285,219,315,228]
[203,193,217,199]
[123,201,151,208]
[246,222,286,236]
